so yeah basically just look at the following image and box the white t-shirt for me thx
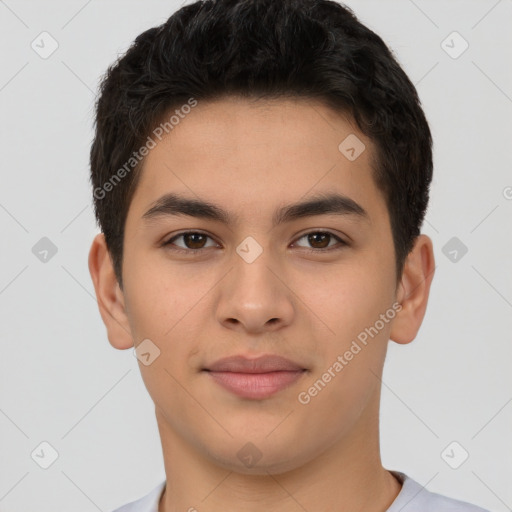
[111,470,490,512]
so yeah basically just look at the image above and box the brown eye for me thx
[294,231,346,251]
[307,232,330,248]
[163,231,218,252]
[182,233,207,249]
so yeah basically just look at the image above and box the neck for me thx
[155,389,402,512]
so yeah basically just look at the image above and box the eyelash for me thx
[161,230,347,255]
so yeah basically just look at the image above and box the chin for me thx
[201,435,316,476]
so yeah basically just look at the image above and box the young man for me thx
[88,1,490,511]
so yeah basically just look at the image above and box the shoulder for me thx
[388,471,491,512]
[110,481,166,512]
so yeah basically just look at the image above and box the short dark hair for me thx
[90,0,433,290]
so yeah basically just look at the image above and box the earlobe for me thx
[88,233,134,350]
[390,234,436,345]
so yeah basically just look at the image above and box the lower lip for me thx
[205,370,305,399]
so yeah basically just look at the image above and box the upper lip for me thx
[204,355,305,373]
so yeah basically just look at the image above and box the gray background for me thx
[0,0,511,511]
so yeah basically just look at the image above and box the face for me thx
[111,97,407,473]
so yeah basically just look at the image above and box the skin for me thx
[89,97,435,512]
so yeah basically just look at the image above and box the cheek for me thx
[296,254,394,402]
[122,253,212,381]
[297,257,392,341]
[123,250,204,339]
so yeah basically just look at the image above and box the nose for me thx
[215,247,295,334]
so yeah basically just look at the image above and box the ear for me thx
[390,234,436,345]
[88,233,134,350]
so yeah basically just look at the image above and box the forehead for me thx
[156,96,365,157]
[128,97,388,226]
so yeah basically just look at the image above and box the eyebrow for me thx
[142,191,370,227]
